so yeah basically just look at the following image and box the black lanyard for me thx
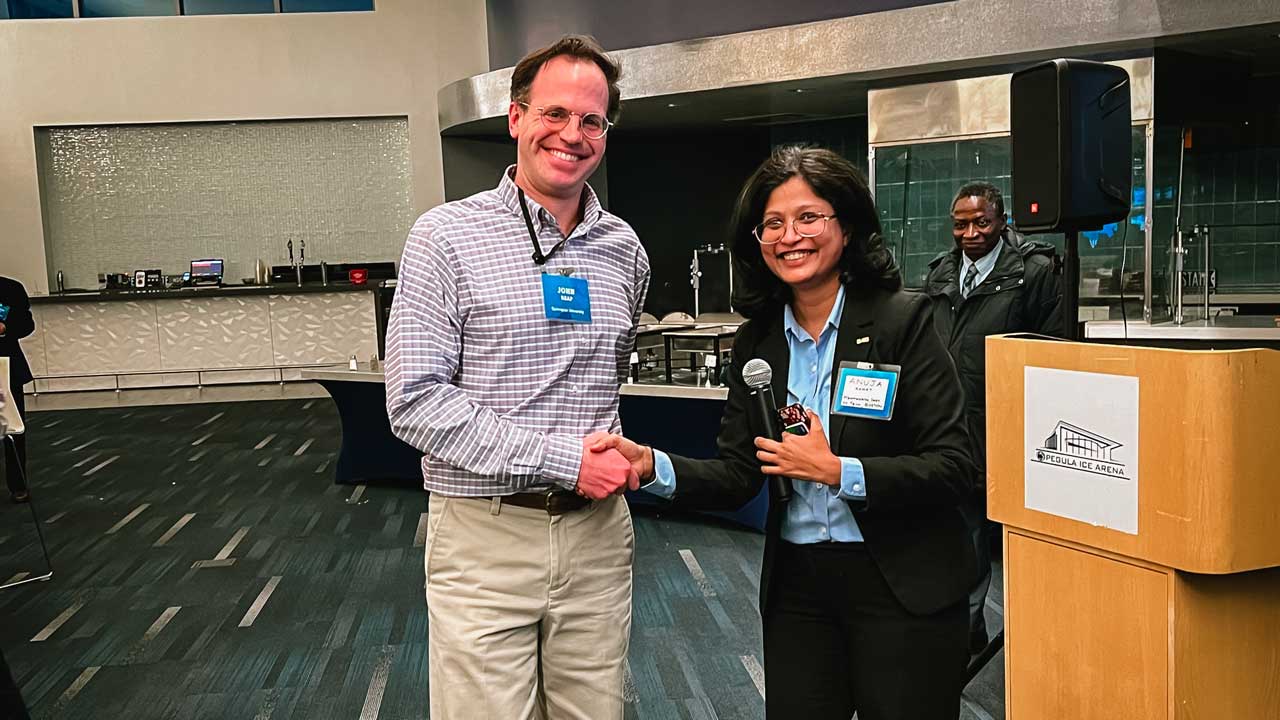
[518,188,567,266]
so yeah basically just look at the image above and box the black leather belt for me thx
[492,491,590,516]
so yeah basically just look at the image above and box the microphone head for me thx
[742,358,772,388]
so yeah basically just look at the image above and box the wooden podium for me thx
[986,335,1280,720]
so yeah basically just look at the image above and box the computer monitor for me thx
[190,259,224,285]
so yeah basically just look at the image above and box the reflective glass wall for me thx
[1,0,73,17]
[1154,127,1280,301]
[873,126,1149,319]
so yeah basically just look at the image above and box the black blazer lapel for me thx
[828,288,877,449]
[742,311,788,509]
[754,316,789,417]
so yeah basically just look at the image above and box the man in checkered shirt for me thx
[385,35,650,720]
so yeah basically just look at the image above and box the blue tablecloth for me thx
[314,380,767,532]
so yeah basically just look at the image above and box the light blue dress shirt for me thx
[645,285,870,543]
[960,239,1002,298]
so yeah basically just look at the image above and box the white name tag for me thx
[840,375,891,410]
[831,361,901,421]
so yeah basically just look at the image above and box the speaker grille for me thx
[1011,63,1063,232]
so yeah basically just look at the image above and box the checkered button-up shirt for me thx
[385,168,651,496]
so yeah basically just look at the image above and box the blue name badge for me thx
[541,273,592,323]
[832,361,901,421]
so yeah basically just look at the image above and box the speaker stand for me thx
[1062,230,1080,341]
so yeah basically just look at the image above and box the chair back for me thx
[0,358,23,436]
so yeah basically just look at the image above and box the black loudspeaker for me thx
[1011,59,1132,233]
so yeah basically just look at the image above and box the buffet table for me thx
[301,365,767,532]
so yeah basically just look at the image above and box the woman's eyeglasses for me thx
[753,213,836,245]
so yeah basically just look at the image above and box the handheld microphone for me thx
[742,358,792,503]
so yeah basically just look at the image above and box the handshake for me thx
[574,432,655,501]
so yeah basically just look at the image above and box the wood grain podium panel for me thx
[986,336,1280,574]
[1173,566,1280,719]
[1006,530,1169,719]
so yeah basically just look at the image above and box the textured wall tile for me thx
[41,302,162,375]
[19,309,49,379]
[269,292,376,366]
[155,296,275,370]
[37,118,413,290]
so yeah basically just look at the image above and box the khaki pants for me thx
[424,494,634,720]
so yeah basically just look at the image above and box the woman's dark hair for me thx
[730,145,901,319]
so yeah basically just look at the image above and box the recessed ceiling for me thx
[442,24,1280,139]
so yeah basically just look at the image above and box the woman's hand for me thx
[754,410,841,486]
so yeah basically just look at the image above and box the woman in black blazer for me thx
[597,146,977,719]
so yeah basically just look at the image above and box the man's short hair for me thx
[951,181,1006,217]
[510,35,622,123]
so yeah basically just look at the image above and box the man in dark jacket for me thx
[924,181,1063,653]
[0,275,34,504]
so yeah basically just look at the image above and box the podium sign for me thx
[1023,367,1139,534]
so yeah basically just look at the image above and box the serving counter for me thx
[1083,316,1280,349]
[21,283,380,393]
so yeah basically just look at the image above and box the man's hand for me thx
[754,410,841,486]
[576,432,640,500]
[588,433,653,484]
[0,321,6,335]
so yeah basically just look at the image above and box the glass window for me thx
[874,138,1011,287]
[874,129,1148,322]
[81,0,177,17]
[2,0,73,18]
[281,0,372,11]
[1154,123,1280,304]
[769,117,868,175]
[184,0,274,14]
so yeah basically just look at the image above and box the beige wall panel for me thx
[268,292,376,366]
[0,0,489,293]
[40,301,161,375]
[155,296,275,370]
[19,310,48,379]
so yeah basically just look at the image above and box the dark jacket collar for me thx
[752,284,879,443]
[925,230,1042,301]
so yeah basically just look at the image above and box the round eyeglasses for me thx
[519,103,613,140]
[753,212,837,244]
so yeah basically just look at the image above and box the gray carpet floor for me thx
[0,398,1004,719]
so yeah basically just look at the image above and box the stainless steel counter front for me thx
[1085,316,1280,342]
